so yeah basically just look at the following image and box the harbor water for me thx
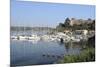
[10,31,82,66]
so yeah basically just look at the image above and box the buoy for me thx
[42,54,45,57]
[47,55,50,57]
[52,55,55,57]
[57,56,62,58]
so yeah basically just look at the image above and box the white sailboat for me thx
[28,34,40,41]
[18,26,28,40]
[28,26,40,41]
[11,35,18,40]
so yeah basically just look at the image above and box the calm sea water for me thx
[10,31,81,66]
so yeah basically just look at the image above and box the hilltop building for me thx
[69,18,94,26]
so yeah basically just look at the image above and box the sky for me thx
[11,0,95,28]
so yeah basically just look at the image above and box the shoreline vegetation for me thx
[11,17,95,63]
[56,18,95,63]
[58,47,95,63]
[58,35,95,63]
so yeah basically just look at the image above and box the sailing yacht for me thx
[18,26,28,40]
[28,27,40,41]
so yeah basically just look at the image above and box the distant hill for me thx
[11,26,55,31]
[56,18,95,32]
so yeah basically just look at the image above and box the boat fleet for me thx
[11,34,40,41]
[11,31,91,43]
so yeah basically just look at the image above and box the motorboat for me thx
[18,35,28,40]
[11,35,18,40]
[70,36,80,42]
[28,34,40,41]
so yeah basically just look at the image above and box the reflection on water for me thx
[10,31,82,66]
[11,40,82,66]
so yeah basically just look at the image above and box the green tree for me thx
[64,18,70,27]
